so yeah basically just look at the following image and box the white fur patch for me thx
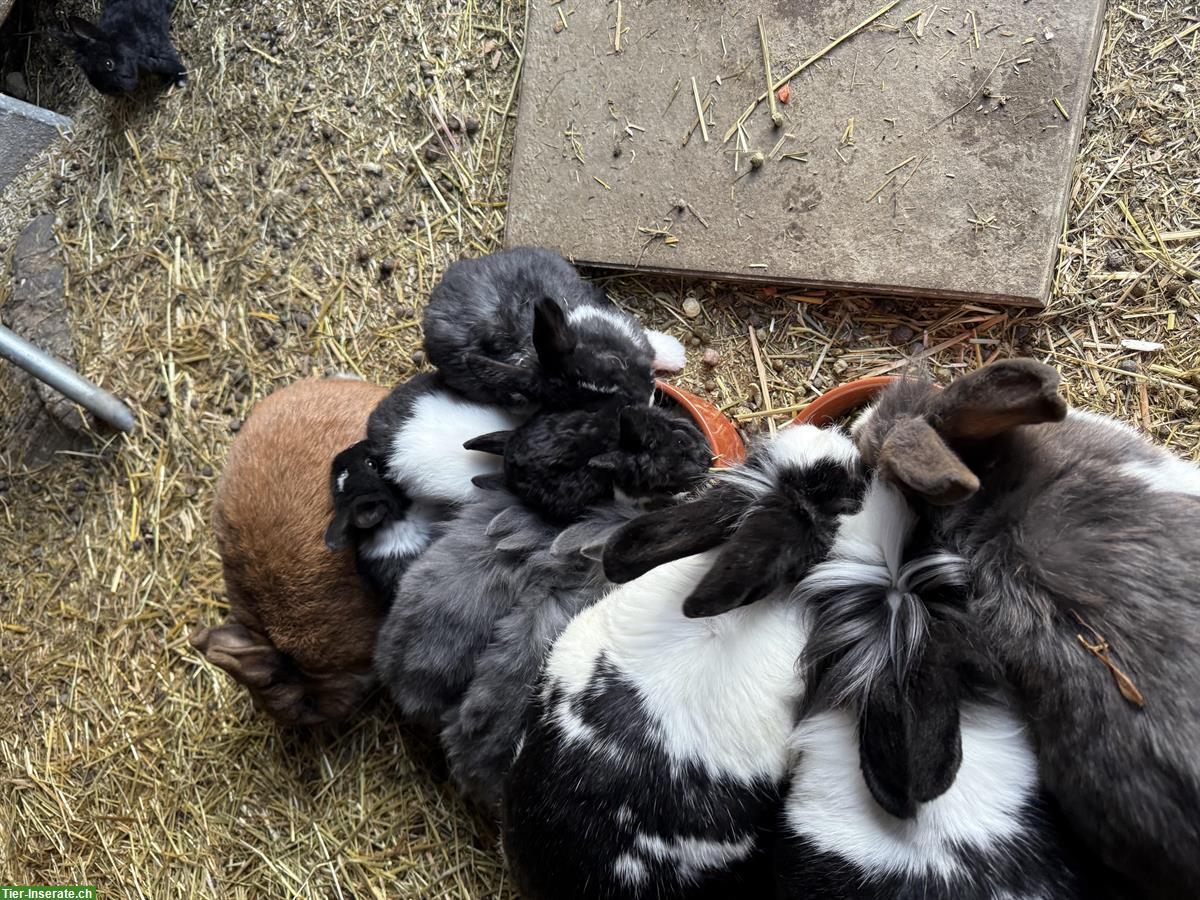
[335,470,349,494]
[325,372,363,381]
[644,329,687,374]
[542,551,805,783]
[718,424,858,498]
[567,304,645,346]
[785,704,1039,879]
[385,392,522,504]
[360,503,439,560]
[612,853,649,886]
[631,831,757,882]
[849,400,878,439]
[1120,457,1200,497]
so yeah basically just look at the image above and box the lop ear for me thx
[930,359,1066,443]
[66,15,107,43]
[463,431,512,455]
[587,452,621,472]
[878,418,980,506]
[645,329,687,374]
[324,509,353,550]
[464,354,544,402]
[859,641,963,819]
[351,499,387,530]
[601,494,736,583]
[189,623,287,691]
[533,297,576,375]
[471,473,505,491]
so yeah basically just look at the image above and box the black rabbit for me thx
[63,0,186,96]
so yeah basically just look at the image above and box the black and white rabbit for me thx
[501,424,865,900]
[465,402,712,523]
[851,359,1200,899]
[323,440,441,602]
[63,0,186,95]
[439,503,640,812]
[776,476,1090,899]
[365,372,523,507]
[421,247,685,409]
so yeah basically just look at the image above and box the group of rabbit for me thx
[206,247,1200,900]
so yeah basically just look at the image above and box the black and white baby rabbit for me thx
[777,476,1090,900]
[422,247,685,409]
[501,424,865,900]
[323,440,440,602]
[465,403,711,523]
[366,372,523,507]
[440,503,640,812]
[63,0,186,96]
[852,359,1200,899]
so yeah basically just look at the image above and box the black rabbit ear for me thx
[601,495,734,583]
[858,644,963,819]
[471,473,505,491]
[463,431,512,455]
[587,451,621,472]
[324,509,353,551]
[351,499,387,531]
[680,506,796,618]
[67,16,107,42]
[463,354,543,402]
[533,297,576,374]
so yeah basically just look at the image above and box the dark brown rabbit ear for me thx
[463,431,512,455]
[67,16,107,42]
[190,623,286,691]
[878,418,980,506]
[930,359,1066,443]
[859,644,964,819]
[601,495,734,584]
[533,296,576,373]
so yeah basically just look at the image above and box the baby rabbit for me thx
[366,372,523,506]
[465,402,712,523]
[63,0,186,96]
[439,503,640,812]
[851,360,1200,899]
[777,477,1090,899]
[324,440,441,602]
[421,247,685,409]
[501,424,865,900]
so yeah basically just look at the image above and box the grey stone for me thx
[0,94,72,193]
[3,71,28,101]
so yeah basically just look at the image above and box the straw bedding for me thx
[0,1,1196,896]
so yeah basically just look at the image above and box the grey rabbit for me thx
[421,247,685,409]
[777,475,1093,899]
[850,359,1200,899]
[465,402,712,523]
[323,440,442,603]
[439,503,639,812]
[63,0,186,96]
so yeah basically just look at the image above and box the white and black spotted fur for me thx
[365,372,524,507]
[323,440,442,602]
[62,0,186,95]
[777,477,1091,899]
[465,402,712,524]
[853,360,1200,899]
[421,247,685,410]
[501,425,864,900]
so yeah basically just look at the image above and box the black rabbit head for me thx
[589,405,712,497]
[325,440,413,550]
[64,17,140,95]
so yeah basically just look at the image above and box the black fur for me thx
[466,402,711,523]
[325,440,431,601]
[421,247,657,409]
[62,1,185,96]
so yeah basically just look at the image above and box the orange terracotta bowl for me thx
[791,375,899,428]
[656,380,747,467]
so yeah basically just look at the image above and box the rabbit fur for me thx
[63,0,186,95]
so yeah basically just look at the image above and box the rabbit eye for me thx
[104,59,115,71]
[364,457,377,470]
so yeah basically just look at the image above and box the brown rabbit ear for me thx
[189,623,286,690]
[879,418,980,506]
[930,359,1066,442]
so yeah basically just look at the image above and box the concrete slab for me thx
[506,0,1106,307]
[0,93,72,193]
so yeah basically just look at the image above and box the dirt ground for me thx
[0,1,1197,897]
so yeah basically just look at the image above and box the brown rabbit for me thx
[190,377,389,726]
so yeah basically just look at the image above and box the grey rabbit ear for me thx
[680,506,793,618]
[471,473,506,491]
[579,540,606,562]
[601,495,734,583]
[463,431,512,455]
[533,296,576,374]
[858,641,963,819]
[484,505,526,537]
[324,509,353,551]
[930,359,1067,443]
[463,354,543,401]
[67,16,107,42]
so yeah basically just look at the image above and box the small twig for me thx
[757,15,783,128]
[924,51,1007,134]
[614,0,624,53]
[1072,611,1145,708]
[747,325,776,435]
[1137,381,1152,432]
[691,77,709,143]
